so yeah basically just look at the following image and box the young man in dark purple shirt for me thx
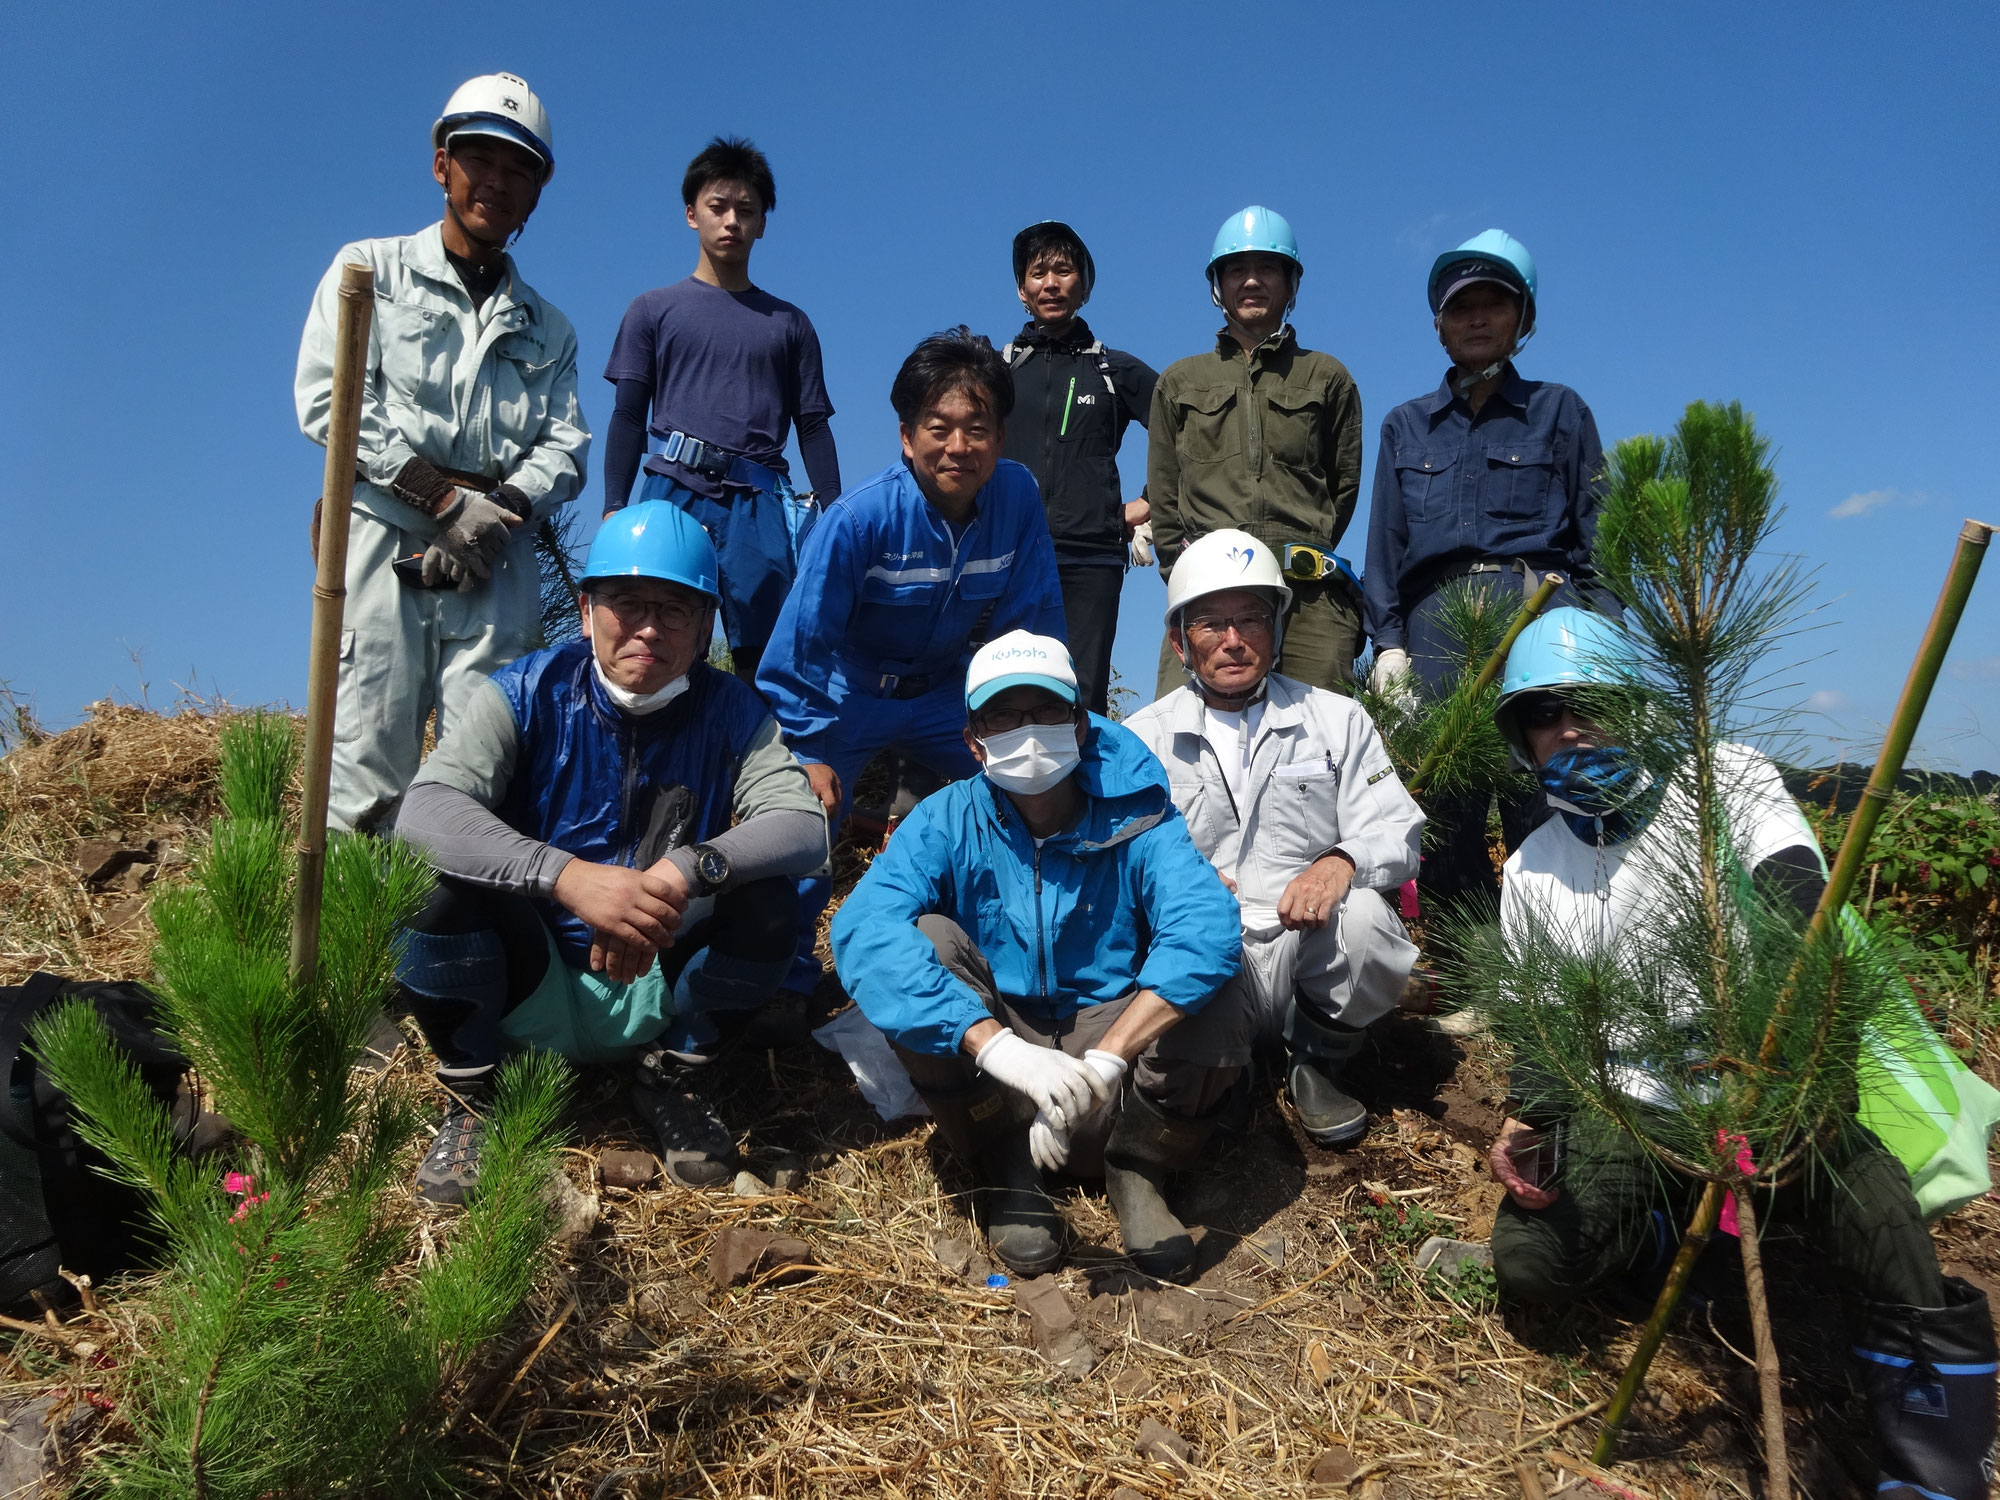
[603,137,841,682]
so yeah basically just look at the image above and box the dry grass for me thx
[3,704,1995,1499]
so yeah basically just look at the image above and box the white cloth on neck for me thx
[592,657,690,715]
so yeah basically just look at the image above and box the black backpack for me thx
[0,972,190,1308]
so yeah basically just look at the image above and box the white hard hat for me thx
[1164,530,1293,624]
[433,73,554,182]
[966,631,1079,712]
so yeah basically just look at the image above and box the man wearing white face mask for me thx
[1126,530,1424,1148]
[831,632,1246,1282]
[391,502,826,1204]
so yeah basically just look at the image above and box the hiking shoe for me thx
[1289,1060,1369,1146]
[631,1062,735,1189]
[416,1093,486,1205]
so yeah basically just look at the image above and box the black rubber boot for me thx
[1853,1276,1998,1500]
[921,1081,1061,1276]
[1102,1089,1217,1283]
[1287,1015,1371,1146]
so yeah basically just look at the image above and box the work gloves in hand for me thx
[434,488,525,582]
[419,541,474,591]
[1027,1050,1128,1172]
[1367,647,1413,697]
[975,1029,1115,1138]
[1128,521,1156,568]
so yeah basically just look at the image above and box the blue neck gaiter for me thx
[1539,745,1662,845]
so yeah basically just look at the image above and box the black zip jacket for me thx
[1000,319,1158,560]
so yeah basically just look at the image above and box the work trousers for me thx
[403,872,797,1073]
[1057,559,1124,715]
[1491,1113,1945,1311]
[331,510,541,834]
[1156,573,1361,700]
[784,684,979,993]
[639,471,806,671]
[893,915,1252,1124]
[1218,887,1418,1058]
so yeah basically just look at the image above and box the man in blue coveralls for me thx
[601,137,841,683]
[757,326,1066,1009]
[1361,230,1616,907]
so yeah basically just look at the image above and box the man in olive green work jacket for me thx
[1148,206,1364,698]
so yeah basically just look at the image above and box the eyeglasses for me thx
[971,702,1078,735]
[1185,610,1276,643]
[591,590,704,633]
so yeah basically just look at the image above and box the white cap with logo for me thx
[965,631,1079,712]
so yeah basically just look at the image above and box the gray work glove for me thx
[433,488,524,582]
[418,541,473,590]
[1128,520,1156,568]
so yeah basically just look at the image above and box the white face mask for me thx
[592,657,689,716]
[978,724,1081,795]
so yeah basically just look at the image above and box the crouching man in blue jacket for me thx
[831,632,1245,1281]
[393,502,826,1203]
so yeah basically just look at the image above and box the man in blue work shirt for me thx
[1361,230,1615,905]
[602,137,840,683]
[832,633,1244,1282]
[757,327,1066,1010]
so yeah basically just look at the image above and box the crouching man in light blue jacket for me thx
[832,632,1244,1282]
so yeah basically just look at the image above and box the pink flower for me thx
[223,1172,254,1196]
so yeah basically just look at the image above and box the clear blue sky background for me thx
[5,2,1996,769]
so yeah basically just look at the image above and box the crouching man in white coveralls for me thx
[295,73,591,832]
[1126,530,1423,1145]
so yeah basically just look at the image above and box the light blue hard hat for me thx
[1206,205,1301,280]
[579,500,719,599]
[1494,607,1638,766]
[1428,229,1538,334]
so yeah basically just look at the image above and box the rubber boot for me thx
[1102,1088,1217,1283]
[1853,1276,1998,1500]
[920,1081,1061,1276]
[1286,1014,1371,1146]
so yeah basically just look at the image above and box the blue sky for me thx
[4,2,1996,769]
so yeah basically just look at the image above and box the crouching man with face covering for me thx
[1125,531,1424,1147]
[831,633,1246,1281]
[391,502,826,1203]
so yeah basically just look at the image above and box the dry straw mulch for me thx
[6,703,1999,1499]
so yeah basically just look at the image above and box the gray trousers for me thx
[1215,886,1418,1061]
[893,915,1251,1121]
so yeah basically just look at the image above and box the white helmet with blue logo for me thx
[1165,529,1293,624]
[433,73,555,183]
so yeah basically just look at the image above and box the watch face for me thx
[696,848,729,888]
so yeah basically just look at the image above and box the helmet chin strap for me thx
[1445,319,1534,398]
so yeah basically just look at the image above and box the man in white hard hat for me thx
[1125,530,1423,1146]
[296,73,590,833]
[831,632,1246,1282]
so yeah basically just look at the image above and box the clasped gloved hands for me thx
[975,1029,1118,1147]
[1027,1049,1128,1171]
[432,487,527,584]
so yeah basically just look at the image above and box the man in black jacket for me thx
[1000,222,1157,714]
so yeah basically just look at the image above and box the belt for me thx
[1412,555,1566,604]
[838,656,946,700]
[646,430,784,493]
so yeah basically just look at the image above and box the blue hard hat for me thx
[1494,608,1638,766]
[578,500,719,599]
[1206,205,1301,280]
[1428,229,1538,333]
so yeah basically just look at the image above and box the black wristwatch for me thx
[691,843,731,895]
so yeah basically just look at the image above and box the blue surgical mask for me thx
[1538,745,1660,845]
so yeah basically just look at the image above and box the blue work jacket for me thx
[1362,365,1606,650]
[488,642,771,968]
[830,717,1242,1057]
[755,459,1065,763]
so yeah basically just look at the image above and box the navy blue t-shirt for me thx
[603,277,834,499]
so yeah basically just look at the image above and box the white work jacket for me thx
[1125,675,1423,927]
[294,223,590,537]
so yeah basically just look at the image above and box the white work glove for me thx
[434,488,523,582]
[1367,647,1413,697]
[1128,520,1156,568]
[419,540,473,591]
[974,1029,1102,1129]
[1026,1049,1128,1172]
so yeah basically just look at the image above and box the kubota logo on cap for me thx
[988,645,1051,662]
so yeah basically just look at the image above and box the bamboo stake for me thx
[289,263,375,987]
[1730,1185,1789,1497]
[1406,572,1564,799]
[1593,517,1994,1463]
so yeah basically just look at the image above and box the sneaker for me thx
[1288,1060,1369,1146]
[631,1058,735,1189]
[416,1092,486,1205]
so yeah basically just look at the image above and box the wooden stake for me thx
[288,263,374,988]
[1730,1185,1790,1498]
[1407,571,1564,799]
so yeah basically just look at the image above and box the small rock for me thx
[1112,1489,1148,1500]
[1357,1481,1386,1500]
[98,896,150,933]
[731,1169,767,1197]
[770,1158,807,1192]
[1135,1416,1194,1465]
[0,1394,54,1498]
[1107,1367,1155,1399]
[599,1149,657,1190]
[1015,1276,1080,1342]
[113,860,156,893]
[1308,1445,1357,1484]
[1245,1228,1286,1268]
[931,1234,975,1277]
[74,838,145,886]
[1041,1327,1097,1380]
[1413,1236,1493,1277]
[546,1172,599,1250]
[708,1226,814,1290]
[635,1281,708,1327]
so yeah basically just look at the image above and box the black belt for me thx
[1410,556,1565,604]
